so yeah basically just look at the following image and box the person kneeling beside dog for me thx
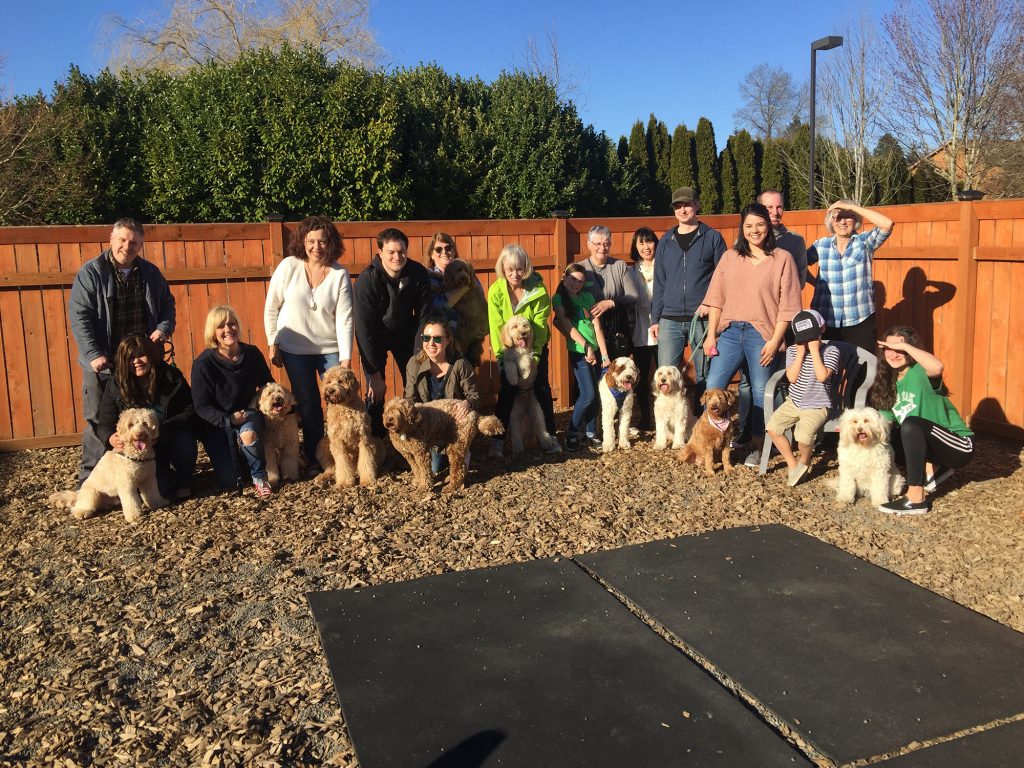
[765,309,841,486]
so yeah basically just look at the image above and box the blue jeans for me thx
[705,322,780,440]
[568,351,599,437]
[657,316,710,393]
[280,349,340,467]
[201,410,268,487]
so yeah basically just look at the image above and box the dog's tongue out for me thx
[622,381,633,390]
[660,382,670,393]
[133,439,147,451]
[856,431,869,442]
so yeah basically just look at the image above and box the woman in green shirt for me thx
[553,264,610,451]
[871,325,974,515]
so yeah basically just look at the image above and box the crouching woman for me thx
[96,333,198,500]
[192,305,275,499]
[871,325,974,515]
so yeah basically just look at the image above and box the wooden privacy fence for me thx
[1,200,1022,451]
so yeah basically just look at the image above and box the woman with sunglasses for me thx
[404,315,480,474]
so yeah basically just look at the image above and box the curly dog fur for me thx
[442,259,489,367]
[49,408,168,523]
[315,365,379,488]
[652,364,692,450]
[255,382,300,486]
[599,357,639,452]
[836,407,903,506]
[499,317,559,454]
[677,388,737,476]
[382,397,503,493]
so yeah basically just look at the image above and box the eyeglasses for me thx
[589,241,611,249]
[433,245,455,254]
[421,334,445,344]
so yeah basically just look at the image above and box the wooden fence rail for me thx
[1,200,1022,451]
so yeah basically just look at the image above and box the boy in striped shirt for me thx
[766,310,841,486]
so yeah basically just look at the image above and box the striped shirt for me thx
[787,342,841,410]
[807,227,891,328]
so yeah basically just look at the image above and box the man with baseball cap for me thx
[765,309,841,486]
[651,186,727,396]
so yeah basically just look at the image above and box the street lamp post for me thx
[808,35,843,209]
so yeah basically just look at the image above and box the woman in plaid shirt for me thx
[806,201,894,352]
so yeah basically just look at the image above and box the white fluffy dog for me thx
[500,316,560,454]
[836,407,903,506]
[651,364,692,450]
[599,357,639,452]
[255,382,300,486]
[49,408,168,524]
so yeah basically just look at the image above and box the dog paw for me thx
[618,441,631,451]
[123,509,143,524]
[71,508,93,520]
[601,442,614,453]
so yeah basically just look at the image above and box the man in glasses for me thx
[354,228,432,436]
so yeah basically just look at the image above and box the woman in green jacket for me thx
[487,244,558,456]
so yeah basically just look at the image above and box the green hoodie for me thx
[487,273,551,360]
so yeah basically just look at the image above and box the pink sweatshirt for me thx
[703,248,802,342]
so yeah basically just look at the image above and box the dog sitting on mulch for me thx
[500,316,560,455]
[382,397,503,494]
[49,408,168,524]
[677,388,737,476]
[836,407,903,506]
[254,382,300,487]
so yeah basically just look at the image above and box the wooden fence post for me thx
[954,201,979,422]
[268,215,285,261]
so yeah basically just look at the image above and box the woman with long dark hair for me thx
[702,203,802,463]
[95,333,197,499]
[629,226,658,431]
[870,325,973,514]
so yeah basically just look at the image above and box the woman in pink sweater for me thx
[702,203,802,463]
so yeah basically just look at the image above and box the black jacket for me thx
[96,363,196,448]
[191,343,272,429]
[353,256,432,375]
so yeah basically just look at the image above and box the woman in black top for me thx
[191,305,274,498]
[95,333,197,499]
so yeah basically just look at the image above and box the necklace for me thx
[306,262,329,310]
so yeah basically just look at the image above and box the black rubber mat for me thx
[308,557,813,767]
[873,719,1024,767]
[579,524,1024,765]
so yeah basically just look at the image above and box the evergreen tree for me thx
[732,129,757,206]
[627,120,652,212]
[617,135,628,163]
[694,117,720,213]
[760,138,786,200]
[669,123,695,191]
[647,114,671,210]
[719,139,738,214]
[872,133,913,205]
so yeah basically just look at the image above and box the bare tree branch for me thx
[521,27,585,106]
[733,63,804,140]
[103,0,382,74]
[883,0,1024,197]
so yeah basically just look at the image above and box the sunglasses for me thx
[433,245,455,254]
[421,334,446,344]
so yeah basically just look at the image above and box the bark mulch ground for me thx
[1,427,1022,767]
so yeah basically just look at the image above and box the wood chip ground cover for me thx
[1,427,1022,767]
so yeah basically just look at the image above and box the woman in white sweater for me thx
[264,215,353,473]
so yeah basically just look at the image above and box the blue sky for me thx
[0,0,894,142]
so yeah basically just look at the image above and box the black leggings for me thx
[495,345,556,435]
[890,416,973,487]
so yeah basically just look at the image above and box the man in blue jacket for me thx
[69,219,175,485]
[651,186,727,394]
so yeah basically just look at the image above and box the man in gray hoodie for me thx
[69,218,175,485]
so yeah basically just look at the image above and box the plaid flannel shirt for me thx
[807,227,891,328]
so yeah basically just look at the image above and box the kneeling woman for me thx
[871,325,973,514]
[404,315,480,473]
[96,333,198,500]
[192,305,275,498]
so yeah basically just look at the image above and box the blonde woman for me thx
[192,306,274,498]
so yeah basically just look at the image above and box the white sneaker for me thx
[488,439,504,458]
[743,449,761,468]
